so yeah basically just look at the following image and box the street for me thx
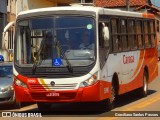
[1,62,160,120]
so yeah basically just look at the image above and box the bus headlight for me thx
[14,79,27,88]
[79,73,98,87]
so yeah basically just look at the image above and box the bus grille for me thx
[29,83,78,90]
[30,92,77,100]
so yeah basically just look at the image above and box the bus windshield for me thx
[15,16,96,67]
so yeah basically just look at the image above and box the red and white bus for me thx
[13,6,158,110]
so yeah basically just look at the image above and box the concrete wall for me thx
[0,0,7,50]
[27,0,57,9]
[16,0,79,15]
[7,0,16,14]
[0,0,7,13]
[7,0,16,22]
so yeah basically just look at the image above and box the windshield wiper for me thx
[32,39,45,74]
[55,40,73,73]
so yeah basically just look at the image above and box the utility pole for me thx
[126,0,130,11]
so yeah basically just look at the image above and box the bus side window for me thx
[128,19,137,50]
[157,20,159,33]
[156,20,160,44]
[120,19,128,51]
[136,20,144,49]
[144,20,151,48]
[150,20,156,47]
[111,18,121,52]
[102,23,109,48]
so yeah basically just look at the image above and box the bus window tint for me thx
[120,19,128,51]
[157,20,160,32]
[136,20,143,49]
[111,19,121,52]
[128,19,137,50]
[144,21,151,47]
[150,21,156,47]
[99,22,110,68]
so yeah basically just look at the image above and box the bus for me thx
[13,6,158,110]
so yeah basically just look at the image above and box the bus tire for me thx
[100,82,116,111]
[106,82,116,110]
[138,71,148,97]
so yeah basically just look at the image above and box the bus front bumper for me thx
[14,81,111,103]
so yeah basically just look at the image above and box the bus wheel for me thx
[106,83,116,110]
[138,71,148,97]
[37,103,51,111]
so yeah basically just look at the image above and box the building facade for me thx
[0,0,7,49]
[94,0,148,11]
[7,0,16,22]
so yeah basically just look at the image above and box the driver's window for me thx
[31,30,44,62]
[99,22,110,68]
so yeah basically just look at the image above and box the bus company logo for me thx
[50,81,55,86]
[123,55,134,64]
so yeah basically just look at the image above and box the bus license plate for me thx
[46,92,60,97]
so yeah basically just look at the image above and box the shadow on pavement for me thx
[20,89,157,117]
[0,102,35,111]
[115,89,156,108]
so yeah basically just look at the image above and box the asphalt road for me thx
[1,62,160,120]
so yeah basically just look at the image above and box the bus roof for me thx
[17,6,154,19]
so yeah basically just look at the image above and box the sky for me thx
[151,0,160,8]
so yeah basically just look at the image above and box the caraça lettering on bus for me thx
[123,55,134,64]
